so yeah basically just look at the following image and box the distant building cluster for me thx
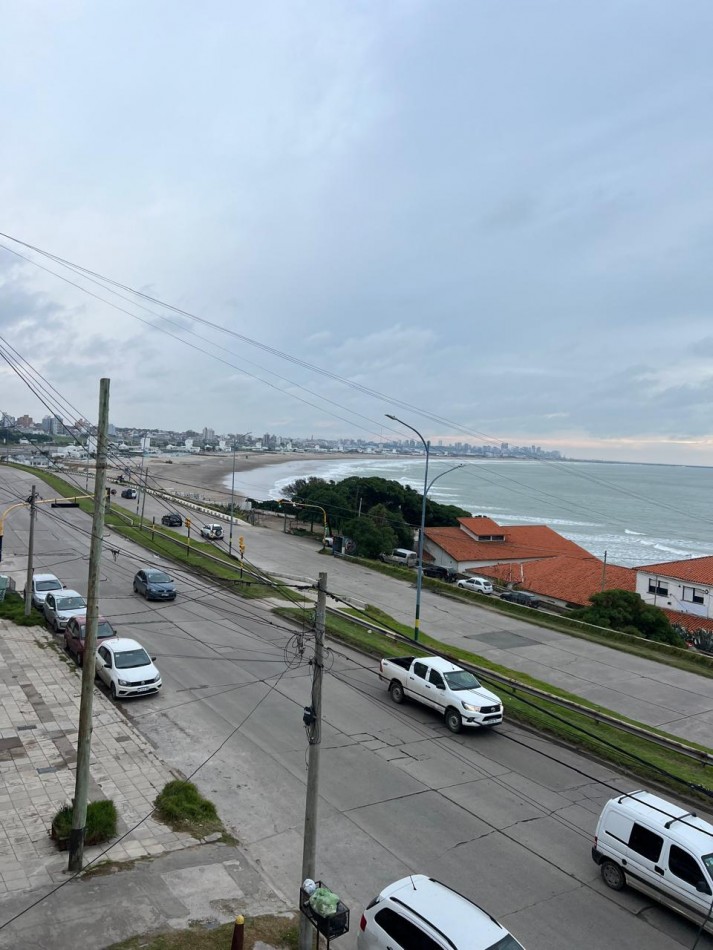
[1,406,563,461]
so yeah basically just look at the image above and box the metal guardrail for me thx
[327,606,713,767]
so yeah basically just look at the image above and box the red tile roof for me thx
[459,516,506,538]
[636,556,713,586]
[426,520,591,565]
[662,609,713,634]
[480,556,637,606]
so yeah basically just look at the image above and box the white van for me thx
[379,548,418,567]
[592,790,713,934]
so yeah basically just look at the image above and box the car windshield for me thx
[77,621,115,639]
[146,572,171,584]
[37,580,61,591]
[444,670,481,691]
[114,648,151,669]
[57,596,86,611]
[487,936,525,950]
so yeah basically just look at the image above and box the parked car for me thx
[592,790,713,935]
[161,512,183,527]
[133,568,177,601]
[379,655,503,733]
[64,615,118,666]
[457,576,493,594]
[200,523,224,540]
[500,590,541,608]
[357,875,526,950]
[422,564,457,582]
[379,548,418,567]
[120,488,138,499]
[95,637,162,700]
[43,590,87,632]
[28,573,63,609]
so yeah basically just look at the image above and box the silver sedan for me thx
[43,590,87,632]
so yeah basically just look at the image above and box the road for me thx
[1,466,712,949]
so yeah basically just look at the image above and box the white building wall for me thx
[636,571,713,619]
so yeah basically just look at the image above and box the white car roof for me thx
[34,573,61,583]
[103,637,145,653]
[379,876,510,948]
[607,791,713,853]
[420,656,464,674]
[55,589,84,600]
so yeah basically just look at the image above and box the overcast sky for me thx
[1,1,713,464]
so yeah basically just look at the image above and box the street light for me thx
[386,414,429,641]
[280,499,328,541]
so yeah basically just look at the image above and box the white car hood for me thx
[116,663,159,683]
[456,685,501,706]
[57,606,87,621]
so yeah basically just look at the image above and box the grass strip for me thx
[11,465,284,600]
[0,590,46,626]
[275,604,713,802]
[107,914,298,950]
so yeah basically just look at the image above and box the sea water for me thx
[227,458,713,568]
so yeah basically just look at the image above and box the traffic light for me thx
[239,536,245,557]
[185,517,191,528]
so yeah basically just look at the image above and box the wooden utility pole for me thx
[23,485,37,616]
[299,572,326,950]
[600,550,608,591]
[140,466,149,523]
[68,378,110,873]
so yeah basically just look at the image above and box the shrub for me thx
[154,780,222,837]
[0,590,45,626]
[51,799,117,848]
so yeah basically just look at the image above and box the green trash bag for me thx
[309,886,339,917]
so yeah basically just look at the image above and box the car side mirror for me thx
[696,880,710,894]
[436,683,445,689]
[151,656,157,662]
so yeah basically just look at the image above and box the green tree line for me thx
[249,475,471,559]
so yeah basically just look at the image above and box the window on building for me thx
[648,579,668,597]
[682,587,705,605]
[628,823,663,862]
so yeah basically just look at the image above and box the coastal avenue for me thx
[1,465,712,949]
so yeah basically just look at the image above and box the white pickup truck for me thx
[379,655,503,733]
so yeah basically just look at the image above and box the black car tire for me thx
[389,681,405,704]
[601,861,625,891]
[110,683,117,700]
[445,708,463,733]
[76,651,83,668]
[133,583,138,594]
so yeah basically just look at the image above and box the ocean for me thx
[226,457,713,568]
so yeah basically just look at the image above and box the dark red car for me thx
[64,615,118,666]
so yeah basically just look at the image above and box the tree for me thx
[573,589,682,646]
[341,514,396,560]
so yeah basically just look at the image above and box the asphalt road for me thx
[1,467,712,950]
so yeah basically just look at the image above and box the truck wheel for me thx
[600,861,625,890]
[445,708,462,733]
[389,681,405,704]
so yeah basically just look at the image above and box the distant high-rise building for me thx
[202,427,215,444]
[17,414,34,428]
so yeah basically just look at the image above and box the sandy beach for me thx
[119,452,369,504]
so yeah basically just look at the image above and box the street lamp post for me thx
[386,414,429,641]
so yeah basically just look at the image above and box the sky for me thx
[1,1,713,465]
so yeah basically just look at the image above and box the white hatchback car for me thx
[95,637,162,700]
[43,589,87,631]
[457,576,493,594]
[29,573,63,609]
[358,876,526,950]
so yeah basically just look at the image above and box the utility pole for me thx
[229,442,237,556]
[600,550,608,591]
[299,572,326,950]
[23,485,37,617]
[68,378,110,873]
[140,467,149,524]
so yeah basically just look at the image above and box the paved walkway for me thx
[0,619,195,899]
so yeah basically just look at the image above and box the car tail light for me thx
[594,834,598,846]
[359,914,367,932]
